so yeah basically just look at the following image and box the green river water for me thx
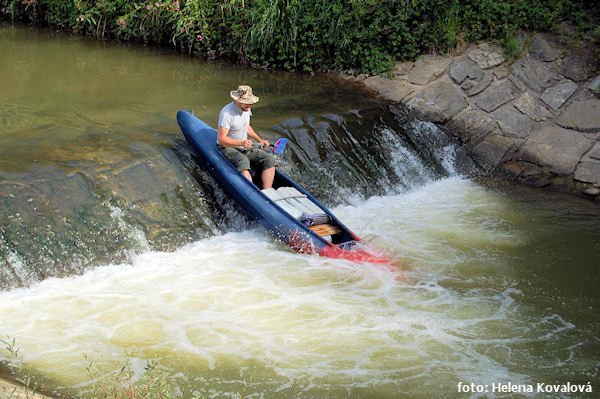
[1,22,600,399]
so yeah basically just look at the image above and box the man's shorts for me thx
[218,146,278,173]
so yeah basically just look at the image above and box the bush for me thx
[1,0,598,74]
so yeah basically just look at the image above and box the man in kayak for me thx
[218,85,278,189]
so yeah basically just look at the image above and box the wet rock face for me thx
[556,99,600,132]
[407,56,453,85]
[447,108,500,144]
[358,29,600,201]
[515,126,595,175]
[405,79,467,123]
[513,92,553,122]
[0,142,215,290]
[472,80,517,112]
[271,106,459,201]
[510,58,562,93]
[472,134,517,168]
[540,80,578,111]
[467,43,505,69]
[558,43,595,82]
[0,167,102,289]
[575,143,600,186]
[529,33,563,62]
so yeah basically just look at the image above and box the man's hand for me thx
[258,139,270,148]
[241,139,252,148]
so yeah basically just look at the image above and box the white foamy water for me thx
[0,177,592,397]
[108,202,152,253]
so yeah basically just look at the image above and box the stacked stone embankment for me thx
[352,30,600,201]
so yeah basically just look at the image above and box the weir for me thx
[0,104,466,290]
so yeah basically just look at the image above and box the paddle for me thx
[253,138,287,154]
[272,138,287,154]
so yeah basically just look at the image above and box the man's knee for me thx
[237,157,251,172]
[248,149,278,171]
[219,146,251,171]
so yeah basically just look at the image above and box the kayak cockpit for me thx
[262,184,350,244]
[260,170,358,245]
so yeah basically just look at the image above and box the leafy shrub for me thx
[0,0,598,74]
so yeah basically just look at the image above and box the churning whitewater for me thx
[2,177,590,398]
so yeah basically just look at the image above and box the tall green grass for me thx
[1,0,598,73]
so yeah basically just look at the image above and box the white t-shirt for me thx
[218,102,251,145]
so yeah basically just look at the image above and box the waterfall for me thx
[0,105,471,290]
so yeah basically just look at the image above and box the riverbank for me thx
[353,28,600,201]
[2,1,598,75]
[1,377,51,399]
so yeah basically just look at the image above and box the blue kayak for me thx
[177,110,390,263]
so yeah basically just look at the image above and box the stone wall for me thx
[352,30,600,201]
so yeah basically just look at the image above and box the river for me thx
[1,22,599,398]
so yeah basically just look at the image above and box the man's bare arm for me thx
[218,126,252,148]
[247,125,269,147]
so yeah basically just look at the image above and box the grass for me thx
[2,0,596,74]
[501,36,525,64]
[1,337,38,399]
[1,336,174,398]
[85,357,174,399]
[2,337,251,399]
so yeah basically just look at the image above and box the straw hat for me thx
[230,85,259,104]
